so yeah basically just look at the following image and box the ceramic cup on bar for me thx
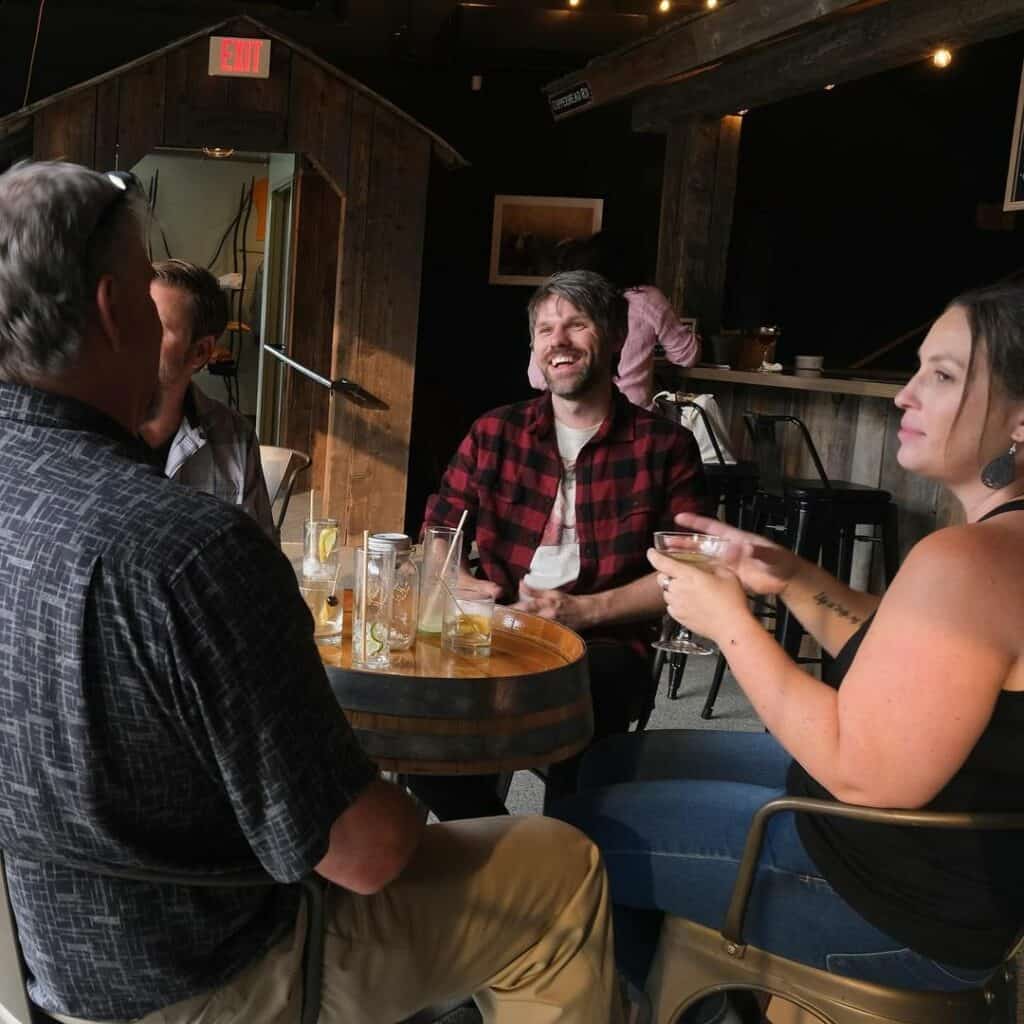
[417,526,463,636]
[352,546,396,670]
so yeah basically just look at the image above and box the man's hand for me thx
[512,582,595,632]
[455,567,501,600]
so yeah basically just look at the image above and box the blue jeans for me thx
[551,730,994,993]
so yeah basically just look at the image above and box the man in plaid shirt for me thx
[412,271,706,819]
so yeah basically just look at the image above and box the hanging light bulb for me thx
[824,83,836,91]
[736,108,749,117]
[658,0,671,10]
[706,0,718,8]
[568,0,581,7]
[932,48,953,68]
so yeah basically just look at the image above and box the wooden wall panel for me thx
[283,163,342,492]
[287,56,352,194]
[164,32,290,152]
[93,79,120,170]
[33,89,97,165]
[117,60,166,171]
[324,94,373,535]
[325,105,431,542]
[656,115,742,334]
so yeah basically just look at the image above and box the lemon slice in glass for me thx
[318,527,338,563]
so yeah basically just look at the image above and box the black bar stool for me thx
[744,412,899,656]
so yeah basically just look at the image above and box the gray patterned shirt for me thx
[0,383,378,1019]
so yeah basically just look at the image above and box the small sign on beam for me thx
[208,36,272,79]
[549,82,593,118]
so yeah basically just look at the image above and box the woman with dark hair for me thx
[528,231,699,408]
[553,282,1024,1021]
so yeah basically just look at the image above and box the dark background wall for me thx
[722,30,1024,371]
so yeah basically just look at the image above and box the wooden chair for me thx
[0,853,326,1024]
[259,445,312,538]
[645,797,1024,1024]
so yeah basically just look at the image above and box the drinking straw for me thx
[309,488,315,524]
[360,529,369,660]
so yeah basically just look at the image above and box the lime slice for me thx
[318,527,338,563]
[367,621,388,655]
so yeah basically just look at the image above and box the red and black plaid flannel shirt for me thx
[424,391,707,655]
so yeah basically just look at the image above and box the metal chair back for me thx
[0,854,325,1024]
[646,798,1024,1024]
[259,446,312,533]
[743,412,831,497]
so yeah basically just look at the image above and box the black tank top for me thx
[787,499,1024,967]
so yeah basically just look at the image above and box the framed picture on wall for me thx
[1003,59,1024,211]
[489,195,604,286]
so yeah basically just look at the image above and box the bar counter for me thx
[655,362,959,590]
[674,365,904,400]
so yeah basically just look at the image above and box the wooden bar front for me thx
[657,365,961,588]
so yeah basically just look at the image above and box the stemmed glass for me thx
[651,531,734,656]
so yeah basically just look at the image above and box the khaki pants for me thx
[55,816,623,1024]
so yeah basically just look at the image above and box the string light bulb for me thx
[568,0,580,7]
[932,48,953,68]
[706,0,718,8]
[658,0,671,10]
[824,83,836,91]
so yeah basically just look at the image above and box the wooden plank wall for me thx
[28,26,435,541]
[656,115,742,335]
[283,162,342,496]
[326,105,431,543]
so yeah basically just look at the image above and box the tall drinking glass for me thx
[417,526,463,636]
[352,546,396,669]
[303,518,339,581]
[652,531,734,656]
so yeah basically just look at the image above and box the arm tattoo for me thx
[812,591,863,625]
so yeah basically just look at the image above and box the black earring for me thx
[981,441,1019,489]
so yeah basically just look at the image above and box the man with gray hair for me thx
[414,270,706,820]
[139,258,274,538]
[0,162,623,1023]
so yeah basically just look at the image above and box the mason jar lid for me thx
[369,532,412,554]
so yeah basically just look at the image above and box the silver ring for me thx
[658,574,671,593]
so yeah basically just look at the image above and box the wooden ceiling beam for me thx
[542,0,874,120]
[632,0,1024,130]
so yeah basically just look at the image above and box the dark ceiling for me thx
[0,0,702,118]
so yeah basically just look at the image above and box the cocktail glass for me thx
[651,531,734,656]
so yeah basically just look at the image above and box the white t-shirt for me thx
[524,419,602,591]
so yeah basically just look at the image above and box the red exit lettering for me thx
[218,38,264,75]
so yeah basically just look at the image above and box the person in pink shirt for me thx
[528,233,700,408]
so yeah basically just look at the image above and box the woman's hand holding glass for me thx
[671,513,800,597]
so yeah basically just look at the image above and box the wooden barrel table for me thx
[319,605,592,775]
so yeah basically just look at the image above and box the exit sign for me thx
[208,36,272,79]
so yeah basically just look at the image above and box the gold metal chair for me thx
[645,797,1024,1024]
[0,853,326,1024]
